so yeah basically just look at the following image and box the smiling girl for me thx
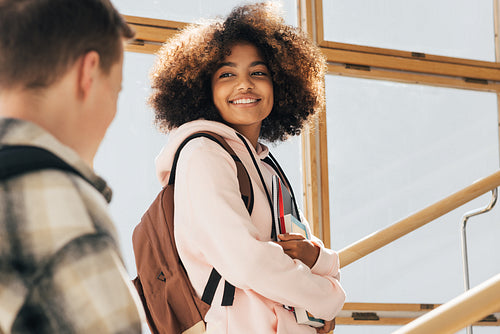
[147,3,345,333]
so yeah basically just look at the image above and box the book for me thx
[293,309,325,328]
[271,174,307,239]
[284,214,309,239]
[271,175,325,328]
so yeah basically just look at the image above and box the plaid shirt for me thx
[0,118,144,333]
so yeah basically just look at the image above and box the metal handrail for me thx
[339,170,500,268]
[460,188,498,334]
[461,188,498,291]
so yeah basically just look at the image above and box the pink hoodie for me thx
[155,120,345,333]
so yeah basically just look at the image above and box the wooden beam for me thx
[298,0,314,42]
[301,123,320,237]
[343,302,439,312]
[321,40,500,70]
[317,108,331,247]
[125,15,186,30]
[298,0,332,244]
[125,40,161,54]
[393,274,500,333]
[337,302,500,327]
[313,0,324,45]
[337,318,415,326]
[494,0,500,63]
[327,63,500,92]
[123,15,187,54]
[322,48,500,82]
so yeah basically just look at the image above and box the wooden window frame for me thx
[124,15,185,54]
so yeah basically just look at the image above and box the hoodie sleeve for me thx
[299,210,342,280]
[173,138,345,321]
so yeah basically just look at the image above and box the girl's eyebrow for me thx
[250,61,268,67]
[217,61,268,69]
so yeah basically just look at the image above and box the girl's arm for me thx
[276,233,320,269]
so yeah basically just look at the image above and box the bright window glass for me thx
[113,0,297,26]
[323,0,495,62]
[326,75,500,310]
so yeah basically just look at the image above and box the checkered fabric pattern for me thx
[0,118,143,333]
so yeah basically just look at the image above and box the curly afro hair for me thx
[149,2,326,142]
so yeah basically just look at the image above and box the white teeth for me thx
[231,98,258,104]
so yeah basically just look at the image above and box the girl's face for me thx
[211,42,273,141]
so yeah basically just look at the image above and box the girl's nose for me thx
[237,76,255,91]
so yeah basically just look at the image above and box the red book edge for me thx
[277,181,286,234]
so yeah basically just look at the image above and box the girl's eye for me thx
[252,71,267,76]
[219,72,234,78]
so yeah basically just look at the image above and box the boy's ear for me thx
[77,51,100,100]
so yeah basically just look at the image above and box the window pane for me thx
[323,0,495,62]
[113,0,297,26]
[326,75,500,308]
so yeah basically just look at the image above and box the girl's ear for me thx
[77,51,100,100]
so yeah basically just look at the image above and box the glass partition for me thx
[322,0,495,62]
[326,75,500,312]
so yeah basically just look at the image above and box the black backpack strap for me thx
[169,131,253,307]
[169,132,254,215]
[200,268,235,306]
[263,153,301,223]
[0,145,83,181]
[235,133,278,241]
[201,269,222,305]
[221,280,236,306]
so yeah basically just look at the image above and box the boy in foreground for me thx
[0,0,144,332]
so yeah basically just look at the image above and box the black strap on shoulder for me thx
[169,132,254,215]
[234,134,301,241]
[0,145,83,181]
[263,153,300,220]
[170,131,253,307]
[234,133,278,241]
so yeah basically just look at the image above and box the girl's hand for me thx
[316,319,335,333]
[276,233,320,268]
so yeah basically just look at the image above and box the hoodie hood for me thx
[155,120,269,186]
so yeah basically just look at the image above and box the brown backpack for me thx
[132,132,254,334]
